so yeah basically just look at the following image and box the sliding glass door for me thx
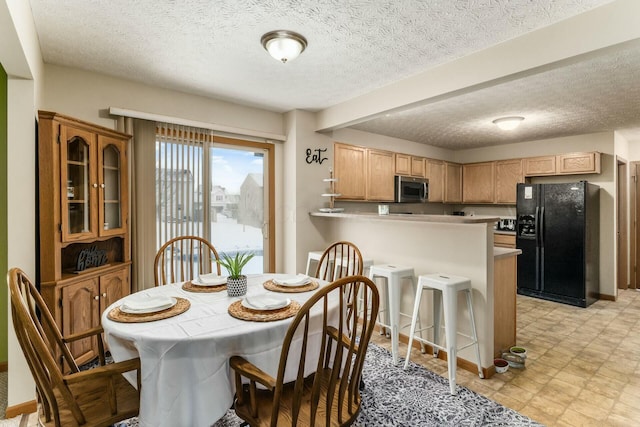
[156,128,272,273]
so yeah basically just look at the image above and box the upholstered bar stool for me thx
[404,273,483,395]
[368,264,424,366]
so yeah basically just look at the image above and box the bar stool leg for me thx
[388,277,402,366]
[442,287,458,395]
[465,289,484,379]
[410,278,426,353]
[403,282,424,369]
[432,290,442,357]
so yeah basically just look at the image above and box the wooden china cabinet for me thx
[38,111,131,368]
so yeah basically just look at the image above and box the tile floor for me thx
[371,289,640,426]
[12,290,640,426]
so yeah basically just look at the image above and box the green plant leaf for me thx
[216,251,255,279]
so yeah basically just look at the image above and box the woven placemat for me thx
[182,281,227,293]
[107,297,191,323]
[228,300,301,322]
[263,279,319,293]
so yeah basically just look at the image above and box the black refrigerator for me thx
[516,181,599,307]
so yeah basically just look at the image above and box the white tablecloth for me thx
[102,274,336,427]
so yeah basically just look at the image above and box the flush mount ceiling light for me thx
[261,30,307,63]
[492,116,525,131]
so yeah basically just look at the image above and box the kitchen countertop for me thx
[494,247,522,259]
[310,211,499,224]
[494,230,516,235]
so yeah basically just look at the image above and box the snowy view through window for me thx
[156,141,265,274]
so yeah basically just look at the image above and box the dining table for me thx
[101,273,337,427]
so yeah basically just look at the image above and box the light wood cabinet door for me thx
[367,149,395,201]
[100,267,129,313]
[62,278,100,364]
[426,159,444,202]
[524,156,556,176]
[334,143,367,200]
[98,136,128,237]
[463,162,495,203]
[60,125,99,242]
[444,162,462,203]
[495,159,523,204]
[557,152,600,174]
[394,153,411,175]
[494,255,517,357]
[411,157,425,178]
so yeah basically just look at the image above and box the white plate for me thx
[273,275,312,287]
[318,208,344,213]
[120,297,177,314]
[242,296,291,311]
[192,273,226,286]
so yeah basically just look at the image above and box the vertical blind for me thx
[156,123,212,246]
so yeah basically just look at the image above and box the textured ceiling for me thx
[29,0,635,149]
[352,40,640,149]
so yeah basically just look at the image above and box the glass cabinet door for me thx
[60,126,97,241]
[98,136,127,236]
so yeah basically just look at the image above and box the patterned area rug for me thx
[113,343,542,427]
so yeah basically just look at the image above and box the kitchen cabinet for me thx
[494,254,517,357]
[425,159,444,202]
[495,159,523,204]
[463,162,495,203]
[523,156,556,176]
[367,149,395,201]
[444,162,462,203]
[394,153,411,176]
[411,157,425,178]
[396,154,425,178]
[524,152,601,177]
[557,152,600,174]
[38,111,132,369]
[334,142,367,200]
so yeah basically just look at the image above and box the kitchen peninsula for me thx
[310,211,521,376]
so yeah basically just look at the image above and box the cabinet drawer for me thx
[494,233,516,248]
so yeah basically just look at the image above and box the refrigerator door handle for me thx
[540,206,545,247]
[535,206,540,246]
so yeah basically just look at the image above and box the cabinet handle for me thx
[100,183,105,188]
[94,295,100,300]
[102,292,107,297]
[93,183,98,188]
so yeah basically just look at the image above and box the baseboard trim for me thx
[0,362,7,372]
[5,400,37,419]
[378,325,495,379]
[598,293,616,301]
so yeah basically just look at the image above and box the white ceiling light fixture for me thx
[261,30,308,63]
[492,116,525,131]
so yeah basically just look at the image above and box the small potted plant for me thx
[217,252,254,296]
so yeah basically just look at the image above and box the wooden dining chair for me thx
[230,275,379,427]
[154,235,221,286]
[314,241,363,282]
[8,267,141,427]
[314,241,364,330]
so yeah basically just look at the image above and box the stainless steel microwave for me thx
[395,175,429,203]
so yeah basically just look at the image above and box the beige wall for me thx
[42,64,284,135]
